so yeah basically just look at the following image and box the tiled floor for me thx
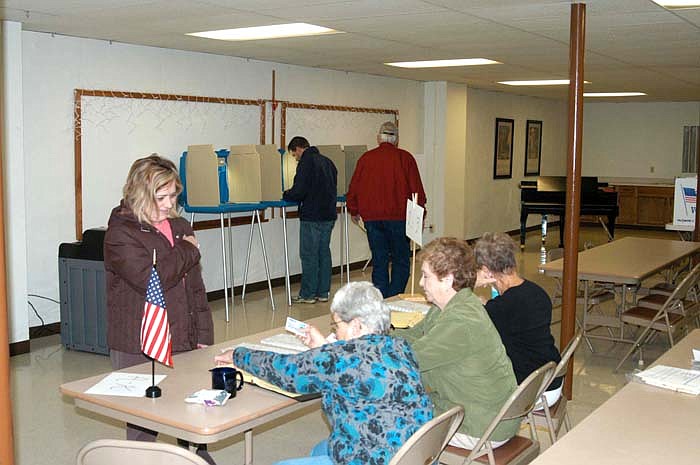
[10,226,686,465]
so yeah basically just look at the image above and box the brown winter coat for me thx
[104,202,214,354]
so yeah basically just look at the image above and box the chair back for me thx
[464,362,556,463]
[389,406,464,465]
[552,331,583,380]
[665,262,700,308]
[77,439,209,465]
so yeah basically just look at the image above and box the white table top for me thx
[530,329,700,465]
[665,222,695,232]
[539,237,700,284]
[60,316,329,444]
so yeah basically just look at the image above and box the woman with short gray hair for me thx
[215,281,432,465]
[474,232,562,407]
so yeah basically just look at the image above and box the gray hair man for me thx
[346,121,427,298]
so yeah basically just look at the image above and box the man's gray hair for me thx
[378,121,398,144]
[331,281,390,334]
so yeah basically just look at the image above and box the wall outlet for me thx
[650,166,655,173]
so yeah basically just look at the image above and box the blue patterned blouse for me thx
[233,334,433,465]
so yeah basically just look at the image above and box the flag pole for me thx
[146,249,162,398]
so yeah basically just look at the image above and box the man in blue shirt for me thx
[283,136,338,304]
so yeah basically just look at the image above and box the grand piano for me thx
[519,176,619,249]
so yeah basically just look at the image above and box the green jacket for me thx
[396,288,519,441]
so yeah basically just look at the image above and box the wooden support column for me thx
[561,2,586,400]
[694,114,700,241]
[0,84,16,465]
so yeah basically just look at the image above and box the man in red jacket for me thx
[346,121,426,297]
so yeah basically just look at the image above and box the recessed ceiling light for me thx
[498,80,591,86]
[651,1,700,9]
[584,92,647,97]
[187,23,342,41]
[385,58,501,68]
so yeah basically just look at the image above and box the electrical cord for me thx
[27,300,46,327]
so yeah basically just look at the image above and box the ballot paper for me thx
[635,365,700,395]
[259,333,309,353]
[386,300,431,314]
[85,372,166,397]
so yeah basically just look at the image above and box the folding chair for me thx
[77,439,209,465]
[531,331,583,444]
[614,263,700,372]
[389,406,464,465]
[547,247,612,351]
[439,361,556,465]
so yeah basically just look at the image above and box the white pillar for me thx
[2,21,29,345]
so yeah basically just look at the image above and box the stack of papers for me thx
[386,300,431,314]
[259,333,309,353]
[636,365,700,395]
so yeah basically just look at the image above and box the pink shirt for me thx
[154,219,174,247]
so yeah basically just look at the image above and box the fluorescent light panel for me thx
[499,79,591,86]
[385,58,501,68]
[188,23,341,41]
[651,1,700,9]
[584,92,647,97]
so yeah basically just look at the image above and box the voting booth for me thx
[673,176,697,226]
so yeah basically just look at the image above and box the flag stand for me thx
[143,248,169,398]
[145,358,161,398]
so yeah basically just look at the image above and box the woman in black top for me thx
[474,232,562,406]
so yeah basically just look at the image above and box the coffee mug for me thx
[210,367,244,397]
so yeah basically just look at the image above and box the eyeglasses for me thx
[329,319,342,332]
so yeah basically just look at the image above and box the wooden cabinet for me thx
[613,184,673,227]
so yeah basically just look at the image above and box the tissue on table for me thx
[185,389,230,406]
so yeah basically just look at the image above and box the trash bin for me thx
[58,228,109,355]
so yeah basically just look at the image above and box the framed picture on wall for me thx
[524,120,543,176]
[493,118,514,179]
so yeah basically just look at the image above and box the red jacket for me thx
[104,202,214,354]
[346,142,426,221]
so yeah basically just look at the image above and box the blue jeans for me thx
[299,220,335,299]
[273,440,333,465]
[365,220,410,298]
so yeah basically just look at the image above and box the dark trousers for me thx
[365,220,411,298]
[299,220,335,299]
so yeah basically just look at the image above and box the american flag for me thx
[140,266,173,367]
[683,186,696,204]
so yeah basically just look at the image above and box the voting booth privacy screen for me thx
[673,176,697,226]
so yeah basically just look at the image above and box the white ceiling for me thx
[1,0,699,101]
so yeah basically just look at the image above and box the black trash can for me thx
[58,228,109,355]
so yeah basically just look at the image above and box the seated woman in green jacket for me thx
[395,237,519,450]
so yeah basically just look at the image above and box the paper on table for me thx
[386,300,431,314]
[259,333,309,353]
[85,372,167,397]
[391,311,425,328]
[636,365,700,395]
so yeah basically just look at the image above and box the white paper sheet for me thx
[85,372,167,397]
[405,198,424,246]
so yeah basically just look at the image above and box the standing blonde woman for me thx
[104,154,214,457]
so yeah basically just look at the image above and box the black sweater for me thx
[283,146,338,221]
[485,279,562,390]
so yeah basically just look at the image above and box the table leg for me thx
[242,213,256,300]
[281,207,292,306]
[244,429,253,465]
[256,210,276,311]
[227,213,235,314]
[219,213,230,322]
